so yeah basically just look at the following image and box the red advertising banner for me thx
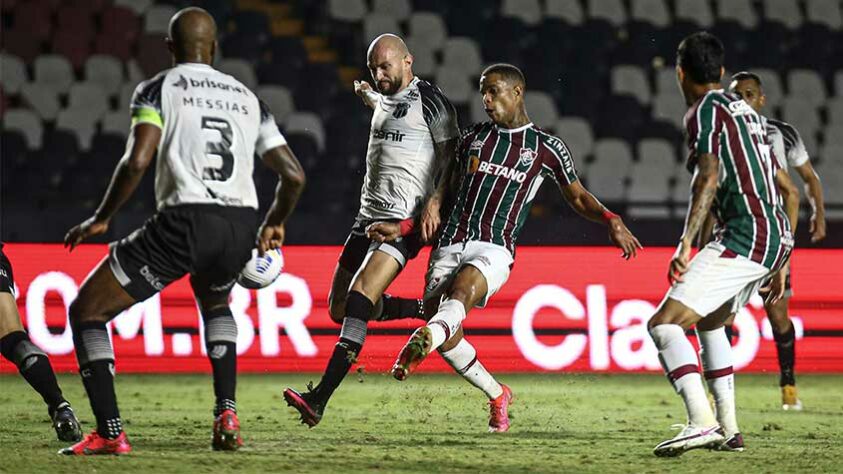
[1,243,841,374]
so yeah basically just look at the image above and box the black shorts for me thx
[337,217,423,273]
[109,204,258,302]
[0,247,15,295]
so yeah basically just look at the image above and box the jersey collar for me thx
[495,122,534,133]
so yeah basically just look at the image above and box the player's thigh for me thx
[649,297,702,330]
[454,241,513,309]
[696,301,734,331]
[70,257,137,324]
[0,293,25,339]
[446,265,489,311]
[349,249,402,301]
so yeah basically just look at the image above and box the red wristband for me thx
[399,218,415,236]
[602,210,619,223]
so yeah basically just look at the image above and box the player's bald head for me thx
[366,34,413,95]
[167,7,217,63]
[367,34,409,62]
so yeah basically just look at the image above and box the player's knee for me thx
[67,297,88,324]
[328,302,345,324]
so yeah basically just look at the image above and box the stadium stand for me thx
[1,0,842,246]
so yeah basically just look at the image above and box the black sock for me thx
[1,331,66,410]
[379,294,424,321]
[73,321,122,439]
[723,325,735,345]
[773,323,796,386]
[314,291,372,402]
[202,307,238,417]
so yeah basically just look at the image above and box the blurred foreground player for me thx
[60,7,305,454]
[729,71,828,410]
[371,64,641,432]
[283,34,460,427]
[0,244,81,442]
[647,33,793,457]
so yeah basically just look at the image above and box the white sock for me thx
[697,327,739,436]
[440,339,503,400]
[427,299,466,351]
[650,324,717,427]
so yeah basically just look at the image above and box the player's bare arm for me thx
[257,144,306,254]
[775,168,800,234]
[697,211,716,249]
[670,152,719,284]
[420,138,459,242]
[793,161,826,242]
[64,124,161,251]
[560,180,643,259]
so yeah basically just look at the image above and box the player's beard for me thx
[377,75,403,95]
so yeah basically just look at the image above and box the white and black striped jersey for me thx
[764,117,810,170]
[358,76,459,221]
[130,62,286,211]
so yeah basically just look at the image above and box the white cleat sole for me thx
[653,426,724,457]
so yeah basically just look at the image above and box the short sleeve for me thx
[130,74,166,129]
[540,135,579,185]
[768,130,788,170]
[686,94,724,157]
[419,82,460,143]
[255,99,287,156]
[785,128,810,168]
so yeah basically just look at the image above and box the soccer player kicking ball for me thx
[60,7,305,454]
[0,244,82,442]
[728,71,827,410]
[648,33,795,457]
[370,64,641,432]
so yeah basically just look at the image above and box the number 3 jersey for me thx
[130,62,286,210]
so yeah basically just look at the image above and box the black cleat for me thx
[50,403,82,442]
[283,385,324,428]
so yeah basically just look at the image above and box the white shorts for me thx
[424,241,514,308]
[666,242,773,317]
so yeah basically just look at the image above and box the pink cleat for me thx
[488,384,514,432]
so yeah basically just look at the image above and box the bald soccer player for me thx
[283,34,460,427]
[60,7,305,454]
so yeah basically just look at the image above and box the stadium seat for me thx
[752,68,784,108]
[364,14,402,44]
[588,139,633,202]
[827,98,843,126]
[94,31,133,62]
[221,31,267,63]
[118,82,138,111]
[597,96,647,141]
[1,131,29,171]
[502,0,542,26]
[11,1,52,42]
[56,3,95,35]
[762,0,803,29]
[84,55,125,97]
[654,67,677,96]
[805,0,843,30]
[101,110,131,139]
[3,109,44,149]
[114,0,152,15]
[3,29,42,65]
[68,82,109,120]
[715,0,759,28]
[137,33,171,78]
[802,129,820,157]
[611,65,651,105]
[101,5,141,43]
[285,112,326,153]
[782,97,821,136]
[56,108,98,150]
[435,68,474,105]
[51,28,93,70]
[525,91,559,127]
[470,97,489,124]
[819,143,843,164]
[441,37,483,78]
[652,93,687,129]
[787,69,827,107]
[1,54,28,95]
[587,0,627,26]
[328,0,367,22]
[406,39,436,77]
[544,0,584,25]
[216,59,257,91]
[372,0,411,21]
[815,160,843,205]
[256,85,295,126]
[627,166,671,217]
[675,0,714,27]
[20,83,60,121]
[33,55,75,95]
[637,139,676,167]
[143,4,177,34]
[228,10,270,37]
[407,12,448,51]
[629,0,670,28]
[553,117,593,170]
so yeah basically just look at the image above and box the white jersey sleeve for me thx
[255,99,287,156]
[767,118,810,169]
[417,81,459,144]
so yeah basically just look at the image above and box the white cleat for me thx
[653,424,724,457]
[781,385,803,411]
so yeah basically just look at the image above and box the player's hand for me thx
[257,223,285,256]
[64,217,109,252]
[354,80,377,108]
[668,239,692,286]
[366,221,401,243]
[810,213,826,243]
[607,216,643,260]
[420,200,441,243]
[760,269,787,305]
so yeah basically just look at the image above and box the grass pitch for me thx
[0,373,841,473]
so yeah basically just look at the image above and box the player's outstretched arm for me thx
[257,144,306,254]
[793,161,826,242]
[560,180,643,259]
[64,124,161,251]
[774,168,800,235]
[670,153,719,284]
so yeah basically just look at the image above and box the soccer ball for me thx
[237,248,284,289]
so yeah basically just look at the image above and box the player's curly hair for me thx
[677,32,725,85]
[481,63,526,88]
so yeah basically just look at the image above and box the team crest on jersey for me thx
[393,102,411,119]
[518,148,538,167]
